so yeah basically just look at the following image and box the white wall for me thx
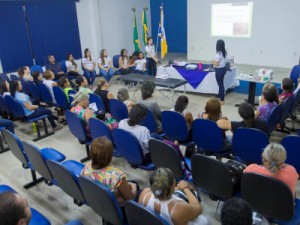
[188,0,300,69]
[76,0,151,62]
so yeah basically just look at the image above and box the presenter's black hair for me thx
[216,39,227,58]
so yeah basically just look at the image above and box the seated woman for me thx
[18,66,33,81]
[43,70,58,104]
[82,48,96,89]
[76,76,92,93]
[118,49,135,75]
[81,137,138,205]
[10,80,63,131]
[32,71,43,85]
[0,80,10,96]
[198,97,231,130]
[66,53,81,78]
[119,104,151,162]
[137,81,162,132]
[94,79,114,113]
[98,49,114,83]
[117,87,135,112]
[139,168,212,225]
[279,78,294,103]
[255,83,279,121]
[244,143,298,197]
[57,77,74,103]
[231,102,268,133]
[134,52,147,74]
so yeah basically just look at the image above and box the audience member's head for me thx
[262,143,287,174]
[84,48,91,59]
[76,76,88,88]
[57,77,70,89]
[72,91,90,107]
[66,54,76,66]
[0,80,9,95]
[138,52,144,59]
[17,66,30,78]
[281,78,294,93]
[140,81,155,100]
[262,83,279,104]
[43,70,54,80]
[10,80,21,97]
[0,192,32,225]
[216,39,226,58]
[32,71,43,83]
[238,102,255,127]
[204,97,222,121]
[90,137,113,170]
[127,104,147,126]
[48,55,55,64]
[174,95,189,113]
[95,79,108,91]
[149,168,175,200]
[221,197,252,225]
[120,49,128,58]
[147,37,153,45]
[100,49,107,62]
[117,87,129,102]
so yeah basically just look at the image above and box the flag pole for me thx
[156,4,163,57]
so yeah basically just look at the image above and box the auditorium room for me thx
[0,0,300,224]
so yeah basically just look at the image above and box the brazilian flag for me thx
[133,9,140,51]
[142,8,148,46]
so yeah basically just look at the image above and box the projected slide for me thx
[211,2,253,37]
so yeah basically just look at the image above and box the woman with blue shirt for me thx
[212,39,227,104]
[82,48,96,89]
[10,80,63,131]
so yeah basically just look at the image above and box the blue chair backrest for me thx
[109,99,128,122]
[232,128,269,164]
[291,89,300,114]
[279,96,294,126]
[20,79,31,96]
[281,135,300,174]
[38,83,53,104]
[4,95,25,118]
[0,95,10,113]
[266,104,283,134]
[139,109,157,134]
[111,128,144,165]
[65,110,88,143]
[27,81,41,100]
[290,65,300,87]
[89,118,113,141]
[79,176,123,225]
[162,111,189,141]
[61,60,68,73]
[124,200,170,225]
[89,93,106,113]
[2,129,29,166]
[53,86,69,109]
[113,55,120,68]
[0,73,10,81]
[22,141,54,181]
[30,65,43,74]
[192,119,224,152]
[9,74,19,81]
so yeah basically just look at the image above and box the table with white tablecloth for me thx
[156,66,239,94]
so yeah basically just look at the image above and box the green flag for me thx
[142,8,148,46]
[133,9,140,51]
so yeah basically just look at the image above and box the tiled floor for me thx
[0,54,298,225]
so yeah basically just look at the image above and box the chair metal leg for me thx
[80,144,91,163]
[32,119,54,142]
[23,170,45,189]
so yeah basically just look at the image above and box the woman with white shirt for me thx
[82,48,96,88]
[134,52,147,74]
[66,53,81,78]
[42,70,57,104]
[145,37,158,76]
[98,49,114,83]
[118,49,135,75]
[211,39,227,104]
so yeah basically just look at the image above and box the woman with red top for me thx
[279,78,294,103]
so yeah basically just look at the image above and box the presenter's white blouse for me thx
[213,52,226,68]
[82,57,95,70]
[145,45,156,58]
[98,57,111,68]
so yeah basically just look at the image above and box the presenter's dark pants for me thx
[146,57,157,76]
[215,67,227,101]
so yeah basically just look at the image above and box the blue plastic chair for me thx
[79,176,125,225]
[279,96,294,131]
[0,94,10,118]
[125,200,170,225]
[241,173,300,225]
[9,74,19,81]
[47,159,86,206]
[111,128,155,171]
[65,110,91,162]
[27,81,42,102]
[20,79,31,96]
[30,65,43,74]
[192,119,231,158]
[281,135,300,174]
[53,86,71,109]
[89,93,106,113]
[65,221,84,225]
[2,129,64,189]
[89,118,121,157]
[232,128,269,165]
[286,89,300,131]
[139,109,157,134]
[109,99,129,122]
[113,54,121,75]
[0,184,51,225]
[0,73,10,81]
[0,126,10,153]
[162,111,194,147]
[38,83,55,105]
[61,60,68,73]
[290,65,300,88]
[266,104,283,135]
[4,95,54,141]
